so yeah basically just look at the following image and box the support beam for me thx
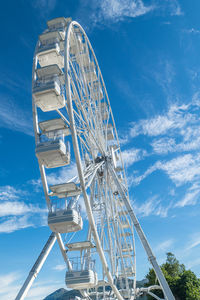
[108,163,175,300]
[15,232,56,300]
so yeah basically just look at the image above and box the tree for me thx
[145,252,200,300]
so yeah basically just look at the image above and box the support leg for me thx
[15,232,56,300]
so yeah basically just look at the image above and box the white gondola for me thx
[48,208,83,233]
[107,125,115,141]
[33,64,65,112]
[66,241,95,251]
[33,79,65,112]
[115,165,123,172]
[38,118,70,136]
[90,81,103,100]
[76,49,90,67]
[101,102,109,120]
[65,270,98,289]
[37,30,65,68]
[83,62,97,83]
[121,221,129,228]
[49,182,81,198]
[47,17,71,31]
[120,231,132,237]
[36,139,70,168]
[122,244,133,252]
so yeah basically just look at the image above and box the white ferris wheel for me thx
[15,17,175,300]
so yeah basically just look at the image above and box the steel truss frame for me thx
[15,18,175,300]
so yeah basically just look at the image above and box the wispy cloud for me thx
[133,196,170,218]
[175,183,200,207]
[130,101,198,138]
[0,272,64,300]
[0,185,47,233]
[0,185,23,201]
[122,148,147,167]
[153,0,182,17]
[133,153,200,186]
[0,96,33,136]
[77,0,182,29]
[53,264,66,271]
[97,0,153,23]
[155,239,174,253]
[186,232,200,251]
[47,163,78,185]
[0,201,45,217]
[0,216,33,233]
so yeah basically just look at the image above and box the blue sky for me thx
[1,0,200,299]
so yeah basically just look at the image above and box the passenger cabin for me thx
[49,182,81,198]
[107,125,115,141]
[76,48,90,67]
[65,270,98,289]
[47,17,71,31]
[121,220,130,229]
[100,102,109,120]
[65,242,98,289]
[35,118,70,168]
[90,81,103,100]
[48,208,83,233]
[37,30,65,68]
[66,241,95,252]
[122,243,133,252]
[33,64,65,112]
[83,62,97,83]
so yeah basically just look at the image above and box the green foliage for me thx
[145,252,200,300]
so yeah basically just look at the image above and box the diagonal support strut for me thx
[14,232,56,300]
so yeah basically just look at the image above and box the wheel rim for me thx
[65,21,136,298]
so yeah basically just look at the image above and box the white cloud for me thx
[0,216,33,233]
[0,185,22,201]
[0,201,45,217]
[0,185,47,233]
[98,0,153,22]
[133,196,170,218]
[47,163,78,185]
[186,233,200,252]
[0,97,33,136]
[122,148,146,167]
[155,239,174,253]
[0,272,64,300]
[175,184,200,207]
[132,153,200,187]
[130,102,198,138]
[79,0,182,28]
[154,0,182,17]
[53,264,66,271]
[0,272,21,300]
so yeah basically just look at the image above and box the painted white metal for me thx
[64,21,125,300]
[29,16,174,300]
[39,118,70,136]
[14,233,56,300]
[36,139,70,168]
[49,182,81,197]
[48,209,83,233]
[65,270,98,289]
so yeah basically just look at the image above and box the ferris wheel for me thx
[15,17,175,300]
